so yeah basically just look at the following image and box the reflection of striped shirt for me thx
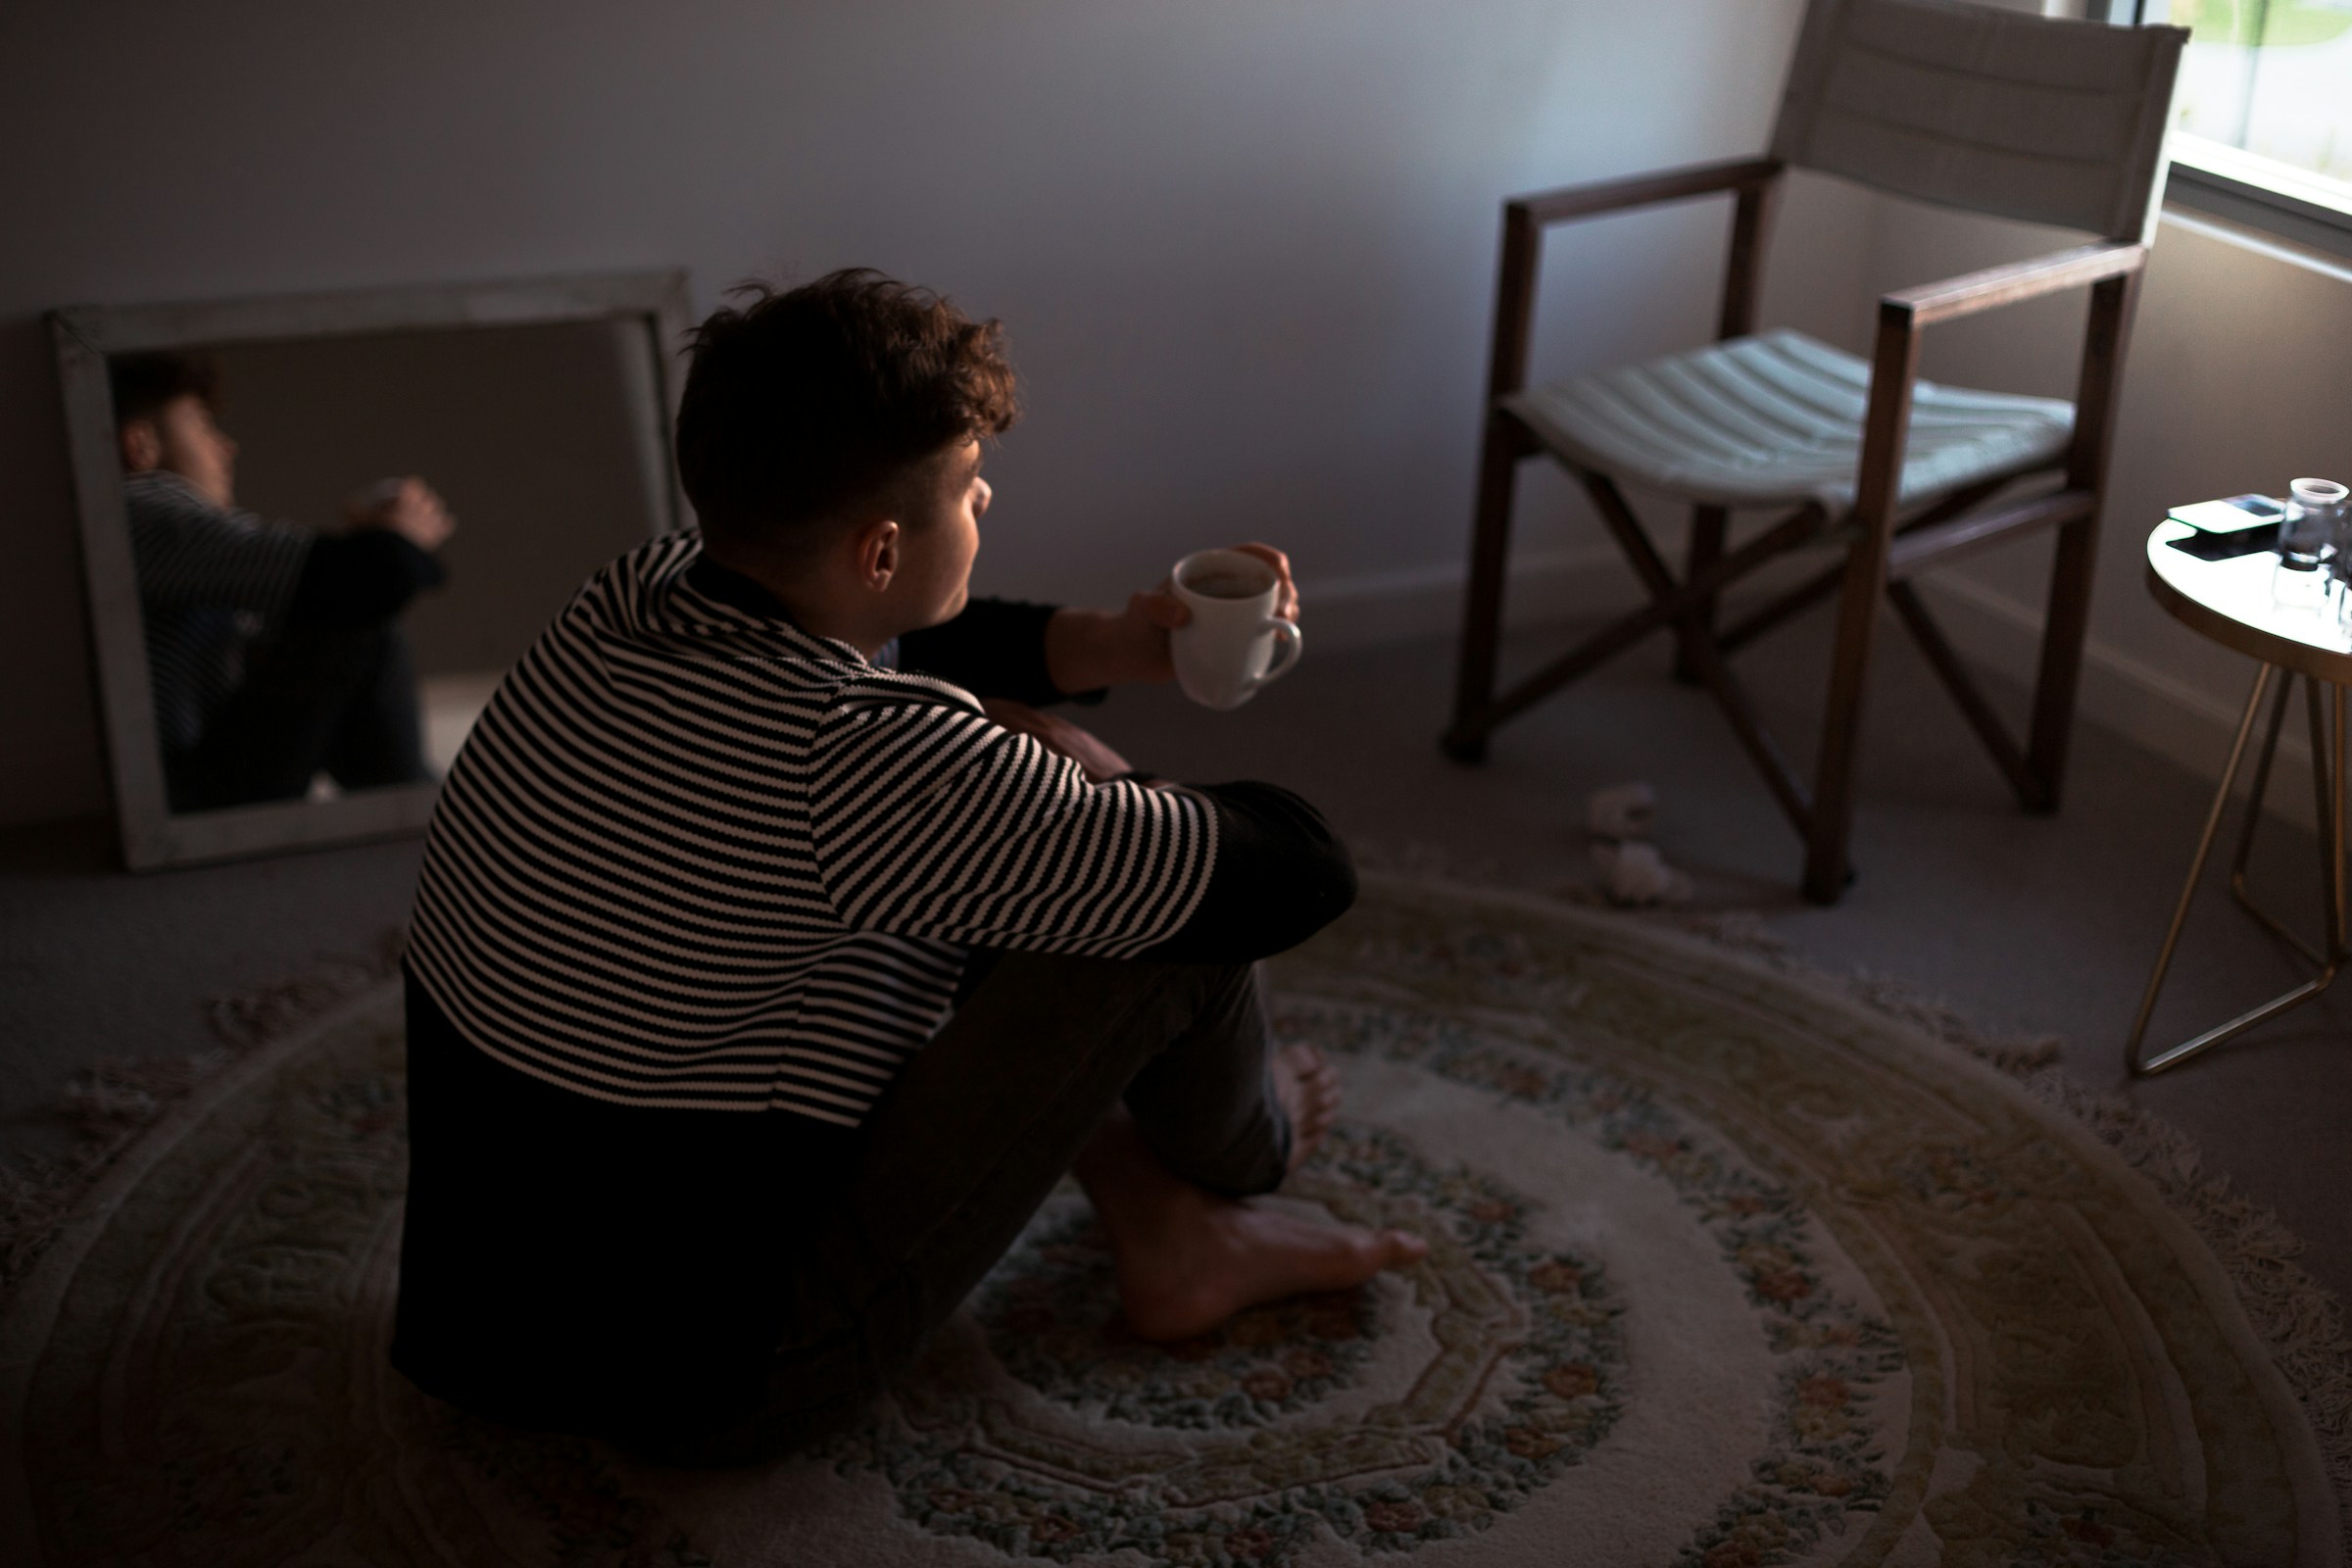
[122,471,312,749]
[407,533,1220,1127]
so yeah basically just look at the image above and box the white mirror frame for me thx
[49,269,695,871]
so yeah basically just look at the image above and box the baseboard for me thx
[1303,550,2313,830]
[1914,572,2314,830]
[1302,545,1631,654]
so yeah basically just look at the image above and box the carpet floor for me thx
[3,878,2339,1566]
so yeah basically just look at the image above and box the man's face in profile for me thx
[122,394,238,510]
[891,439,990,631]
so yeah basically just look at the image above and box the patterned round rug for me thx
[0,876,2341,1565]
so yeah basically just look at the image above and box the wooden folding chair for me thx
[1443,0,2185,904]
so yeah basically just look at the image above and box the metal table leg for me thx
[2127,663,2349,1076]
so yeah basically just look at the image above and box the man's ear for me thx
[119,418,162,473]
[848,516,901,593]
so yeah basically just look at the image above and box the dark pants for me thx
[639,950,1290,1468]
[166,624,430,813]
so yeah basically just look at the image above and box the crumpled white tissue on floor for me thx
[1585,781,1657,842]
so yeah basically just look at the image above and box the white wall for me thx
[0,0,1871,828]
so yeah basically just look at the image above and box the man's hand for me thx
[350,476,457,554]
[981,698,1137,784]
[1045,543,1298,692]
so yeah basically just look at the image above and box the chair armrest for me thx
[1482,159,1785,399]
[1884,242,2147,328]
[1849,240,2148,549]
[1511,158,1784,225]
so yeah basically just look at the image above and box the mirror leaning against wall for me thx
[49,271,693,870]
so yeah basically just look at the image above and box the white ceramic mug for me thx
[1169,549,1303,710]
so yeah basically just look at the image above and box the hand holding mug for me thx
[1166,547,1304,710]
[1131,543,1298,632]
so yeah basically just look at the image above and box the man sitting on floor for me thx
[390,270,1425,1465]
[112,352,455,812]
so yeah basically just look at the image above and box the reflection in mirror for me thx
[53,271,689,869]
[113,322,665,812]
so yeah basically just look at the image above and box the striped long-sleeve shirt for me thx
[408,532,1342,1130]
[123,470,445,752]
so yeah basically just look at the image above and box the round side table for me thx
[2129,518,2350,1075]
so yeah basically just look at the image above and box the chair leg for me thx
[1802,548,1889,903]
[2023,506,2101,812]
[1886,581,2037,807]
[1449,502,1824,755]
[1445,413,1530,763]
[1579,473,1815,838]
[1672,505,1727,684]
[1804,306,1920,904]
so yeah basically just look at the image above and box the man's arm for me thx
[899,543,1303,701]
[810,685,1352,966]
[126,470,452,631]
[124,474,313,617]
[893,597,1155,704]
[1129,780,1355,963]
[281,531,446,630]
[809,689,1214,957]
[286,474,454,629]
[975,701,1354,960]
[1047,542,1302,693]
[894,598,1074,706]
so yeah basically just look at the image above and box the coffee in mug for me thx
[1180,569,1270,600]
[1169,549,1303,710]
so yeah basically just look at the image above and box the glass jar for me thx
[2277,476,2346,612]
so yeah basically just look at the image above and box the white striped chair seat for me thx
[1504,329,2074,512]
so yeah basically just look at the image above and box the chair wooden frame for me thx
[1442,156,2148,903]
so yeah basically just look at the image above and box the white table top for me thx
[2145,519,2352,685]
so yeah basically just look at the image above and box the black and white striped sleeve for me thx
[124,476,312,618]
[1133,780,1356,962]
[808,686,1216,957]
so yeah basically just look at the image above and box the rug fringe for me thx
[1355,839,2068,1068]
[2023,1067,2352,1525]
[0,930,405,1297]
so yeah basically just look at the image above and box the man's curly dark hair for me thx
[109,351,221,428]
[675,269,1019,559]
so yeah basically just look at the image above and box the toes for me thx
[1288,1049,1342,1107]
[1317,1226,1425,1290]
[1280,1043,1333,1077]
[1275,1045,1346,1168]
[1381,1229,1429,1266]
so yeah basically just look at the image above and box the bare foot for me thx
[1113,1191,1428,1342]
[1076,1110,1427,1344]
[1273,1042,1341,1172]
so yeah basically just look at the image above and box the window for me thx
[2123,0,2352,258]
[2170,0,2352,182]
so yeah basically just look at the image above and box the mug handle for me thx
[1247,618,1303,691]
